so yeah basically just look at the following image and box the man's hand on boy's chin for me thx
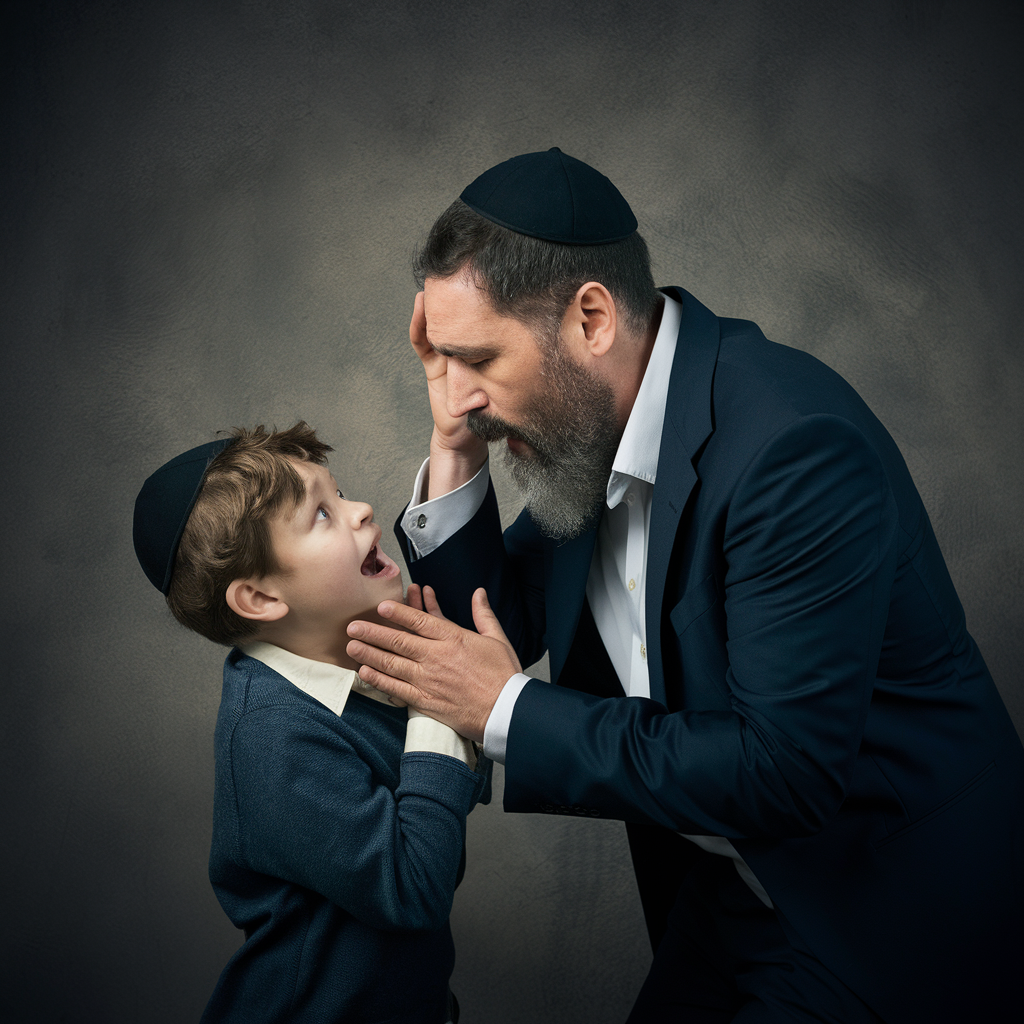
[345,586,520,743]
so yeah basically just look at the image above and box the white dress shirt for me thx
[240,640,477,768]
[401,293,771,906]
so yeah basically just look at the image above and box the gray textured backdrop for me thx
[2,2,1021,1021]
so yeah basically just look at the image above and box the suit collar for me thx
[658,286,720,456]
[645,287,721,702]
[548,288,722,693]
[606,293,682,498]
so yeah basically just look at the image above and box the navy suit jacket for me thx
[399,287,1023,1023]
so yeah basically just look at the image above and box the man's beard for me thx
[467,350,621,540]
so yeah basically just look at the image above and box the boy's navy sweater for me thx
[201,649,488,1024]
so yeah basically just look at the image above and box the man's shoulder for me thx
[658,292,896,476]
[660,287,861,421]
[711,321,872,427]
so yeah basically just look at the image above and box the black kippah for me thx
[459,147,638,245]
[133,438,232,594]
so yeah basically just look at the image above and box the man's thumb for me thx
[471,587,500,636]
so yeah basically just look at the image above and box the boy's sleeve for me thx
[227,705,483,931]
[404,710,492,808]
[405,708,477,767]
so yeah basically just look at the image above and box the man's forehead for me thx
[423,275,529,355]
[423,274,490,322]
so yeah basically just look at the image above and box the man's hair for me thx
[413,199,659,345]
[166,422,333,647]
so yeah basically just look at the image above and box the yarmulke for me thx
[133,438,232,594]
[460,147,637,245]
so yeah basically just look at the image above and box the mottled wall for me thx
[2,1,1021,1021]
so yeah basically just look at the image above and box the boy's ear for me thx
[226,579,289,623]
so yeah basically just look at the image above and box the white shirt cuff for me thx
[401,457,491,560]
[405,709,477,769]
[482,672,532,765]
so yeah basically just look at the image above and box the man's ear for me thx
[566,282,617,358]
[226,579,289,623]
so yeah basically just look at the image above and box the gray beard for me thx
[468,351,621,540]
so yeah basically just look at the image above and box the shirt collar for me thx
[239,640,393,716]
[606,292,682,507]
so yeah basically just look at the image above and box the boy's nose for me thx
[344,500,373,526]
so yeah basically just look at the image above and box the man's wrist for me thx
[428,430,488,499]
[482,673,532,765]
[403,458,490,560]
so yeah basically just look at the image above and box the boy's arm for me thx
[406,707,481,771]
[227,705,485,931]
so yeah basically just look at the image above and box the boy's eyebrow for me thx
[294,471,332,516]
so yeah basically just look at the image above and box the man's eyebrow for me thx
[429,341,497,359]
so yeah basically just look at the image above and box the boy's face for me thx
[265,460,404,629]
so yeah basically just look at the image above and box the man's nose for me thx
[446,360,488,418]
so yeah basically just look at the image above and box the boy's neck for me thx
[252,621,359,671]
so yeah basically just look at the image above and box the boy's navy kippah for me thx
[133,438,232,594]
[459,147,637,245]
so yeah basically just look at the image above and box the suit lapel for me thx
[645,288,721,706]
[546,526,599,683]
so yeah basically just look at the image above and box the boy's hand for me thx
[410,291,488,498]
[346,587,520,742]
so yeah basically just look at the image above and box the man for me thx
[346,149,1023,1022]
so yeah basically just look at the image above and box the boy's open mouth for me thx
[360,543,399,579]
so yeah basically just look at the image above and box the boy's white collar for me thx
[239,640,394,716]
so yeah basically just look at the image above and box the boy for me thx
[133,422,492,1024]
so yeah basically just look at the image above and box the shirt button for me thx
[626,492,636,506]
[640,643,646,660]
[628,578,636,591]
[416,513,427,528]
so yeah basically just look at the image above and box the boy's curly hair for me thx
[166,422,333,646]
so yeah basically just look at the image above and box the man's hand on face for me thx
[346,585,521,742]
[410,290,488,498]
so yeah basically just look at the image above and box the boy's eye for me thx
[336,488,343,499]
[316,506,328,520]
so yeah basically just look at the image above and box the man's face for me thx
[423,274,621,539]
[266,460,404,630]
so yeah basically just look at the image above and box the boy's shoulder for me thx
[218,647,317,722]
[215,646,406,754]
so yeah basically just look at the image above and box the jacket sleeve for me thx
[504,414,900,839]
[227,706,486,931]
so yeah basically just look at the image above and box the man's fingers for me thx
[471,588,502,639]
[422,585,448,620]
[356,664,427,709]
[409,291,434,362]
[406,583,424,612]
[345,636,418,683]
[347,617,430,655]
[372,600,454,640]
[471,587,522,672]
